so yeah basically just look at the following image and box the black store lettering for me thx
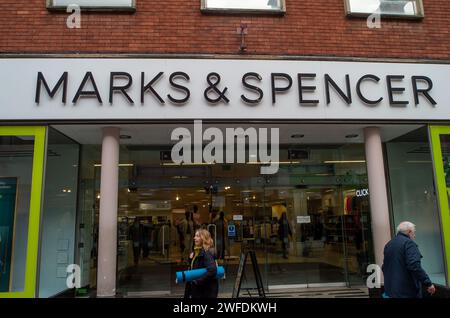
[387,75,408,107]
[110,72,134,105]
[356,74,383,106]
[204,72,230,104]
[297,73,319,106]
[412,76,437,106]
[35,71,68,104]
[167,72,190,104]
[141,72,165,104]
[271,73,292,104]
[241,72,263,105]
[72,72,103,105]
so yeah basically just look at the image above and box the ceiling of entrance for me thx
[53,123,423,145]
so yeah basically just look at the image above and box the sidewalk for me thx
[121,286,369,298]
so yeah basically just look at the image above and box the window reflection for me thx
[346,0,422,17]
[49,0,134,9]
[203,0,284,11]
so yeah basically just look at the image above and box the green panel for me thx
[0,178,18,292]
[429,126,450,286]
[0,126,46,298]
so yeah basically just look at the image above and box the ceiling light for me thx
[94,163,134,167]
[120,135,132,139]
[161,162,214,166]
[345,134,359,139]
[324,160,366,164]
[291,134,305,139]
[247,161,300,165]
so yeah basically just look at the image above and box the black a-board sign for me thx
[232,250,266,298]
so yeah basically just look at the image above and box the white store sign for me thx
[297,216,311,224]
[0,58,448,121]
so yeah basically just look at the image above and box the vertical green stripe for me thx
[429,126,450,286]
[0,126,46,298]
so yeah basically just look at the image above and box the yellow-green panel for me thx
[429,125,450,286]
[0,126,47,298]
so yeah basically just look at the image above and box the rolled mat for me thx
[175,266,225,284]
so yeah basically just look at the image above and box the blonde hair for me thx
[196,229,214,251]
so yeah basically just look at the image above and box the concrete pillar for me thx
[364,127,392,268]
[97,127,120,297]
[293,189,308,217]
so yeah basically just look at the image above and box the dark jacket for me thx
[382,233,432,298]
[278,217,292,239]
[184,248,219,298]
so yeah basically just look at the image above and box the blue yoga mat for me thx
[175,266,225,284]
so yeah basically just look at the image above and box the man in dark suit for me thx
[382,221,436,298]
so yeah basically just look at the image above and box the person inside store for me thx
[175,218,185,254]
[129,217,142,266]
[192,204,202,230]
[278,212,292,259]
[382,221,436,298]
[213,211,228,260]
[184,229,219,298]
[180,211,194,263]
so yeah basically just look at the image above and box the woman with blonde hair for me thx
[184,229,219,298]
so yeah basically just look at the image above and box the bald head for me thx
[397,221,416,240]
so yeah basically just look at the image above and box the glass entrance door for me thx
[264,186,370,289]
[263,144,373,290]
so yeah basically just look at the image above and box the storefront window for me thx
[0,136,34,292]
[108,124,374,296]
[386,126,446,286]
[38,128,80,297]
[76,145,102,294]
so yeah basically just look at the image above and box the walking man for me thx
[382,221,436,298]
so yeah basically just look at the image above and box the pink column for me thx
[97,127,120,297]
[364,127,392,268]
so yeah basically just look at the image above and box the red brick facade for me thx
[0,0,449,60]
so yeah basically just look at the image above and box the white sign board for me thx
[297,216,311,224]
[0,58,448,121]
[139,201,171,211]
[233,215,243,221]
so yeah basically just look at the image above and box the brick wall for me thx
[0,0,449,60]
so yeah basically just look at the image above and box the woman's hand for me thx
[190,252,194,259]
